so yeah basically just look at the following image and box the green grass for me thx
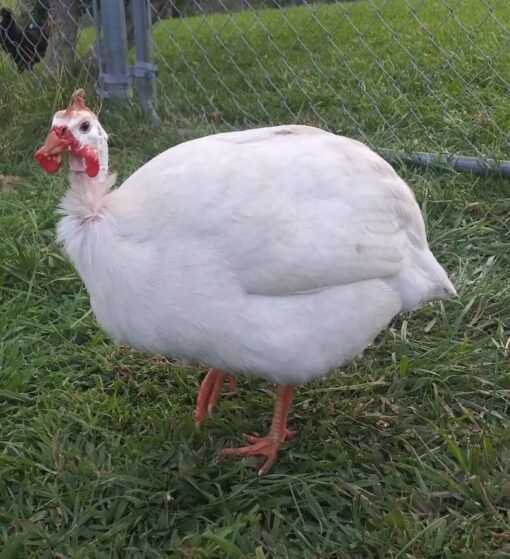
[2,0,510,159]
[1,0,510,557]
[149,0,510,157]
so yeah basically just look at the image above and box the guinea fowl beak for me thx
[39,127,65,156]
[35,126,74,174]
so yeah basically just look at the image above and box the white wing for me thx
[117,125,427,296]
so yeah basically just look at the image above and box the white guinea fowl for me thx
[35,90,456,475]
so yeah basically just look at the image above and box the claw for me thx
[217,385,294,475]
[219,435,282,476]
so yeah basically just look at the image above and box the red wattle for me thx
[73,143,100,178]
[34,148,62,174]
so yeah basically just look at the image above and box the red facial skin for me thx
[34,125,100,178]
[72,142,100,177]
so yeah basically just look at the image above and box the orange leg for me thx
[195,368,238,429]
[219,384,295,476]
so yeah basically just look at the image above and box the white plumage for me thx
[36,91,456,474]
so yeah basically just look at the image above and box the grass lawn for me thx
[1,0,510,557]
[150,0,510,158]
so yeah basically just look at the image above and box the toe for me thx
[258,453,277,476]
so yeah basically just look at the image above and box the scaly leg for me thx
[195,368,238,429]
[219,384,295,475]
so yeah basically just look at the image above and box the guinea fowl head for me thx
[35,89,109,181]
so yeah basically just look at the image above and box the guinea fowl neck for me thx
[96,137,109,182]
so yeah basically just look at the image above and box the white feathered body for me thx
[57,125,455,384]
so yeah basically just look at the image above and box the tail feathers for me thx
[389,249,456,312]
[423,249,457,301]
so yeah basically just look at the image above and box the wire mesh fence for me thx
[1,0,509,170]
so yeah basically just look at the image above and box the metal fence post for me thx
[131,0,160,126]
[93,0,131,101]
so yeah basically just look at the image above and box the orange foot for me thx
[219,429,296,476]
[195,368,238,429]
[218,385,295,475]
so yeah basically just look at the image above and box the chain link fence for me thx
[1,0,509,173]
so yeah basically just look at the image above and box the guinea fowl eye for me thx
[79,121,90,133]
